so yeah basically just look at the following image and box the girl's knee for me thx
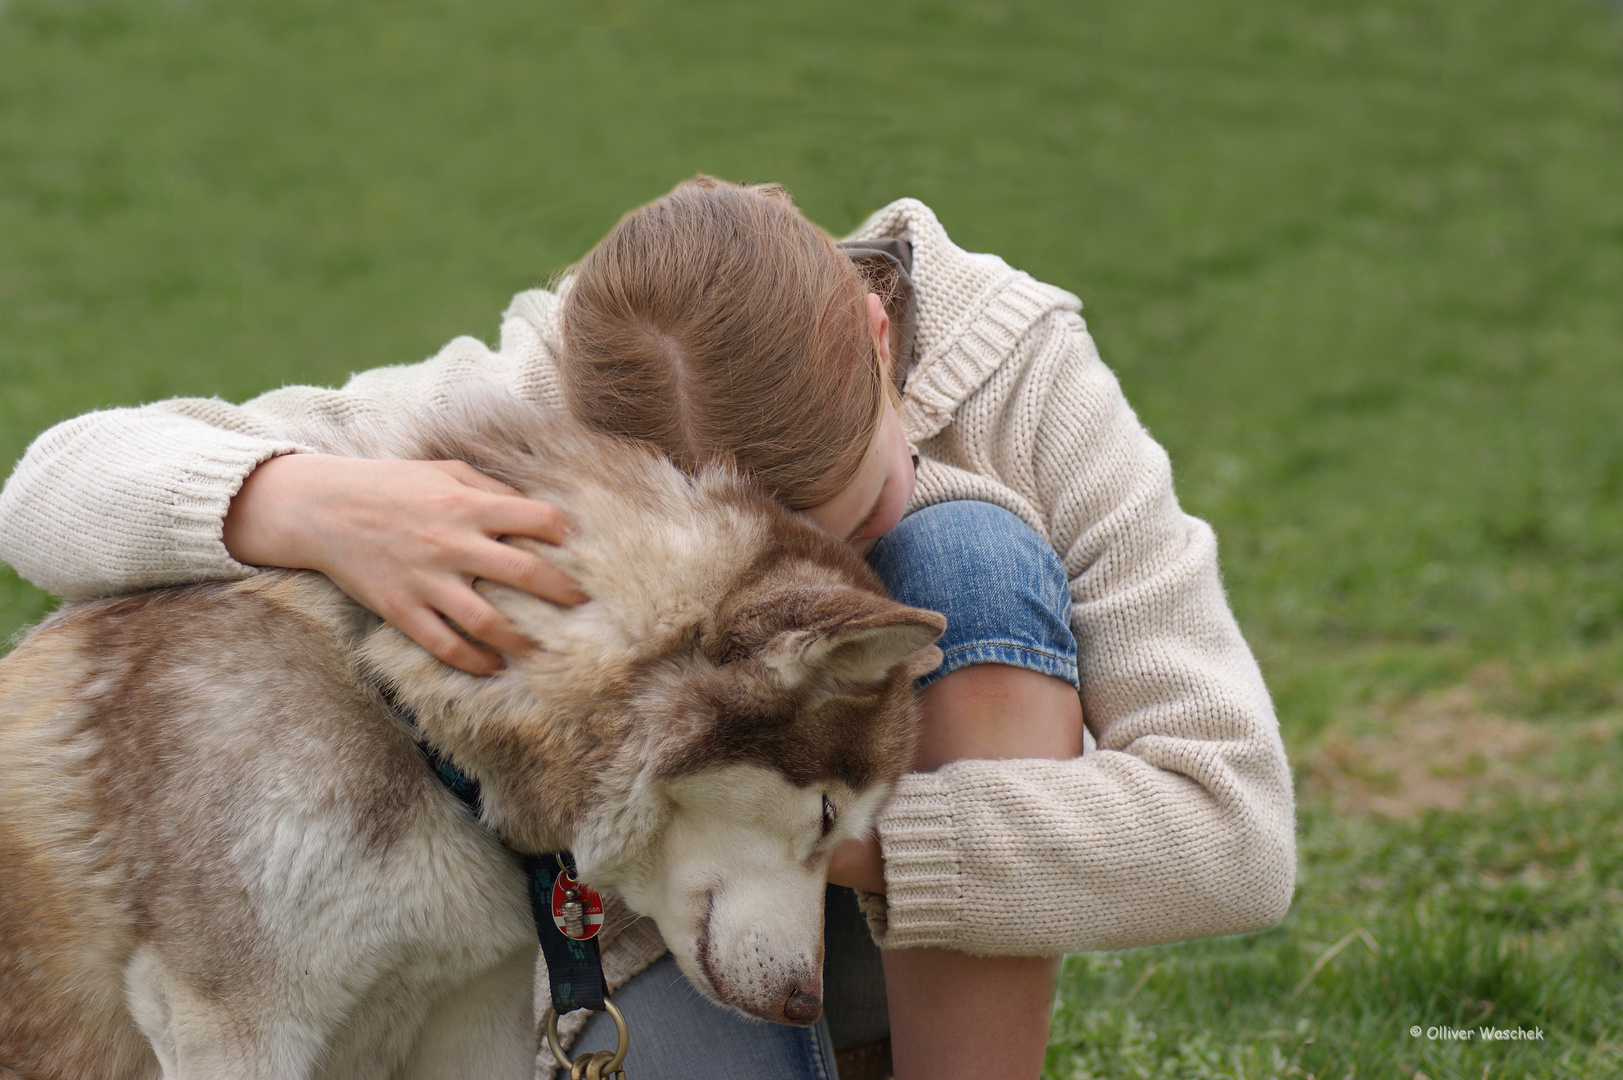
[869,501,1077,691]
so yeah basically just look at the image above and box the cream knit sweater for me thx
[0,200,1294,974]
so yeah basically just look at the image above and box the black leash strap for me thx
[524,852,609,1012]
[393,696,608,1013]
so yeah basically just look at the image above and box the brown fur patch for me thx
[0,616,155,1077]
[1,576,438,1075]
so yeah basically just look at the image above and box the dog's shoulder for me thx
[0,567,532,1078]
[1,568,417,854]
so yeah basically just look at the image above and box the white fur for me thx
[121,799,535,1078]
[608,764,891,1023]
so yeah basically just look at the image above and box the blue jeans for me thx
[565,501,1078,1079]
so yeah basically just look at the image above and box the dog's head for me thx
[496,488,943,1026]
[584,561,944,1025]
[356,399,943,1025]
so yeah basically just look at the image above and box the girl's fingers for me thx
[426,581,538,661]
[477,496,578,548]
[429,458,524,497]
[385,599,506,676]
[430,461,577,547]
[827,836,886,894]
[466,539,589,607]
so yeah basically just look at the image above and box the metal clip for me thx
[545,997,629,1080]
[562,887,586,939]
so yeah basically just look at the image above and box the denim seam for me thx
[807,1020,835,1080]
[940,640,1075,665]
[924,641,1079,689]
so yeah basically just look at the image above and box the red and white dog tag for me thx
[550,872,605,940]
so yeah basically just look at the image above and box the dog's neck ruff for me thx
[381,688,609,1014]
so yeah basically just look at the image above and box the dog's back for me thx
[1,599,156,1078]
[0,574,540,1079]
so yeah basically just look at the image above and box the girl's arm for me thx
[868,307,1296,955]
[0,300,582,672]
[0,402,310,599]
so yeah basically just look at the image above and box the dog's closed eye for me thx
[821,794,838,838]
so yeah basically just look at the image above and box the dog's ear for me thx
[759,598,945,690]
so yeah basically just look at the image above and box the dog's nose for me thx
[783,986,823,1024]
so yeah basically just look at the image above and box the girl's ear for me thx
[866,292,892,372]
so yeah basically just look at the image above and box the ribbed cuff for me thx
[870,771,963,950]
[139,435,313,586]
[0,408,316,597]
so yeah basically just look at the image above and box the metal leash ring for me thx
[572,1050,618,1080]
[544,997,630,1080]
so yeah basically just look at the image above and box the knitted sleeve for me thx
[0,298,564,600]
[869,308,1297,955]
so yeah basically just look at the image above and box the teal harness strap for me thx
[391,695,609,1013]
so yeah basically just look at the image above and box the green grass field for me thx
[3,0,1620,1075]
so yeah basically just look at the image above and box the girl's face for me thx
[801,294,916,556]
[802,394,915,556]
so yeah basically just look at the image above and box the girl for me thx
[0,178,1295,1080]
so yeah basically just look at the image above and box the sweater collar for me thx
[843,198,1082,445]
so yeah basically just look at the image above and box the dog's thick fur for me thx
[0,395,944,1080]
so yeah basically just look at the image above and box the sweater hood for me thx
[844,198,1082,445]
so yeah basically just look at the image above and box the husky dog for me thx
[0,395,944,1080]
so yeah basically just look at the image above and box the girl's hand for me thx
[828,835,886,894]
[223,453,586,675]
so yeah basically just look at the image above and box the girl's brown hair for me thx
[557,176,886,511]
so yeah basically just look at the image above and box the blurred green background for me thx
[3,0,1620,1075]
